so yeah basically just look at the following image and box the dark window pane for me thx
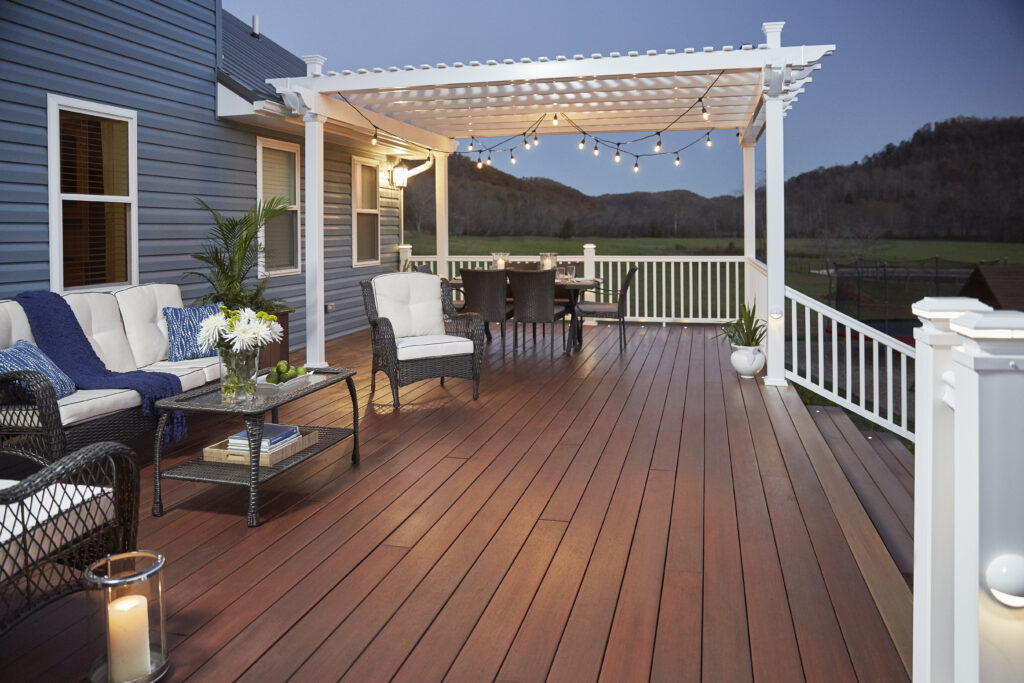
[265,211,298,270]
[356,213,379,262]
[59,110,129,196]
[62,200,129,287]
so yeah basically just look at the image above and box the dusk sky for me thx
[224,0,1024,198]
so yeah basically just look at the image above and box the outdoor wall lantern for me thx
[985,554,1024,608]
[769,308,784,319]
[85,551,169,682]
[540,252,558,270]
[391,166,409,188]
[491,253,510,269]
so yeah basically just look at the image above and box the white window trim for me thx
[352,155,381,267]
[256,136,302,277]
[47,94,138,293]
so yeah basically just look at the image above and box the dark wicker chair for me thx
[459,269,513,346]
[576,265,638,351]
[361,274,485,407]
[0,439,139,635]
[508,269,568,354]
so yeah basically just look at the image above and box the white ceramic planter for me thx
[730,344,765,378]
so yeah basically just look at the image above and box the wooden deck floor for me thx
[1,323,910,682]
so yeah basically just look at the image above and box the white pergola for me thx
[267,21,834,382]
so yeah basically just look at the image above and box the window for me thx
[47,95,137,291]
[257,138,301,275]
[352,157,380,266]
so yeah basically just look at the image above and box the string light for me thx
[476,155,483,169]
[510,152,516,165]
[705,132,713,148]
[701,98,710,121]
[633,159,640,173]
[675,155,681,166]
[467,137,474,152]
[486,154,492,165]
[533,134,540,147]
[371,129,378,145]
[593,142,600,156]
[578,136,586,150]
[614,144,621,163]
[552,113,559,126]
[654,135,662,153]
[524,135,531,150]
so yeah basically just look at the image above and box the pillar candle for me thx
[108,594,151,682]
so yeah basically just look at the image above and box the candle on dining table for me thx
[495,257,506,269]
[108,594,151,682]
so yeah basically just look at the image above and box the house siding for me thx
[0,0,400,351]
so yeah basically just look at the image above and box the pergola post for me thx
[434,153,449,279]
[763,93,786,385]
[741,142,759,314]
[302,111,326,367]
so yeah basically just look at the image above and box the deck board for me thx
[0,323,910,682]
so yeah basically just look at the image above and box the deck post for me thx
[763,92,786,385]
[912,297,992,683]
[948,310,1024,682]
[741,142,758,314]
[302,111,326,367]
[398,244,412,272]
[434,153,449,279]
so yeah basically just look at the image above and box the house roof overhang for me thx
[266,22,833,151]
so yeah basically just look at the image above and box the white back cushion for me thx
[63,292,139,372]
[113,284,183,367]
[0,300,34,349]
[372,273,445,338]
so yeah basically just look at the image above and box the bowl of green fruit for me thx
[258,360,310,388]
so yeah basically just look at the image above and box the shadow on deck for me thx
[0,322,911,681]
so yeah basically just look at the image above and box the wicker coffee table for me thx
[152,368,358,526]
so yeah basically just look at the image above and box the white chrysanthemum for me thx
[225,315,282,352]
[197,312,230,351]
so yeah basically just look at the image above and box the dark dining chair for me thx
[575,265,638,351]
[460,269,514,345]
[508,269,567,354]
[413,264,433,274]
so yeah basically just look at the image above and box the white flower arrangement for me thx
[198,306,283,353]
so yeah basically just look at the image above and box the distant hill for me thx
[404,117,1024,242]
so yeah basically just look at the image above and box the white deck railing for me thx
[785,286,916,441]
[410,254,745,324]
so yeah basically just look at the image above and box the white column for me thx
[949,310,1024,683]
[741,142,758,311]
[303,112,326,367]
[763,95,786,385]
[912,297,992,683]
[434,153,449,279]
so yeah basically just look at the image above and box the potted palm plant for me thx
[719,303,767,378]
[187,197,293,366]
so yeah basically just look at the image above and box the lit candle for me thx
[108,594,151,682]
[496,257,506,269]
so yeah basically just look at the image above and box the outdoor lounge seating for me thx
[575,265,638,352]
[0,284,221,459]
[361,272,484,407]
[0,440,138,635]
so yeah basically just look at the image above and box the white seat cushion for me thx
[147,356,221,383]
[113,284,184,367]
[395,335,473,361]
[63,292,139,373]
[372,273,445,339]
[141,360,211,391]
[0,300,34,349]
[57,389,141,427]
[0,478,114,577]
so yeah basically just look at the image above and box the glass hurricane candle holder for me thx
[491,252,510,269]
[85,551,169,683]
[539,252,558,270]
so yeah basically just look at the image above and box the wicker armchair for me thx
[576,265,638,351]
[0,440,139,635]
[508,269,568,354]
[361,273,485,407]
[459,269,514,346]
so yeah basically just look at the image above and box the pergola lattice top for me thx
[267,23,834,145]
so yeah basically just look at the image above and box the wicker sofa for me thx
[0,284,221,458]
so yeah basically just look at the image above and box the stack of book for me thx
[227,423,300,453]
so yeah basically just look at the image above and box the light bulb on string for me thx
[510,152,517,165]
[371,129,378,145]
[701,98,710,121]
[674,155,681,166]
[524,135,531,150]
[578,136,586,150]
[614,144,621,163]
[467,138,474,152]
[533,134,540,147]
[476,155,483,169]
[705,133,712,148]
[552,113,559,126]
[654,135,662,153]
[593,142,600,156]
[633,159,640,173]
[486,154,492,166]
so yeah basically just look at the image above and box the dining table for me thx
[447,275,601,353]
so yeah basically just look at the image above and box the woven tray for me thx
[203,428,319,467]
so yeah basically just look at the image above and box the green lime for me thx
[297,366,307,375]
[275,360,289,373]
[286,368,299,381]
[266,372,279,384]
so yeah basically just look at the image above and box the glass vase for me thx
[219,348,258,402]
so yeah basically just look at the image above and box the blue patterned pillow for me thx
[164,303,221,362]
[0,339,77,399]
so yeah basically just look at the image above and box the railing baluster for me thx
[817,310,825,391]
[859,332,866,409]
[670,261,676,319]
[886,346,894,424]
[846,325,853,402]
[831,317,838,397]
[791,296,798,374]
[872,339,880,417]
[804,304,812,382]
[688,262,694,319]
[900,353,908,430]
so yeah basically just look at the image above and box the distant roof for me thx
[219,10,305,103]
[960,264,1024,311]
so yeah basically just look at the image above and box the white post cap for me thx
[762,22,785,48]
[912,297,993,321]
[950,310,1024,340]
[302,55,327,77]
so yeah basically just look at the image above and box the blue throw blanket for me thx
[14,290,186,442]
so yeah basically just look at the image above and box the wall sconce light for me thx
[985,554,1024,608]
[769,309,783,319]
[391,166,409,188]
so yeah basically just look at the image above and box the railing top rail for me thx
[786,285,916,357]
[747,257,767,274]
[412,254,745,263]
